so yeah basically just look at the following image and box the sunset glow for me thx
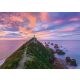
[0,12,80,40]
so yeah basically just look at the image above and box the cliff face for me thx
[0,37,54,69]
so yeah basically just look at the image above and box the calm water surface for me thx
[42,40,80,69]
[0,40,80,69]
[0,40,26,65]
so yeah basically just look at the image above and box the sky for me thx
[0,12,80,40]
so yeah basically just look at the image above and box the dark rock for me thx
[45,44,49,48]
[54,44,59,49]
[45,42,46,44]
[56,49,65,55]
[70,59,77,66]
[65,57,71,63]
[51,43,53,45]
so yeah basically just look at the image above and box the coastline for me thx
[0,38,78,69]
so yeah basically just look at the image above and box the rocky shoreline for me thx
[44,42,77,69]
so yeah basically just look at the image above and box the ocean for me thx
[0,40,80,69]
[0,40,26,65]
[41,40,80,69]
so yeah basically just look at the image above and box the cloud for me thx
[69,17,80,22]
[17,13,37,28]
[35,30,57,39]
[0,37,26,40]
[27,14,37,28]
[0,12,80,40]
[9,16,23,22]
[42,24,49,29]
[59,27,77,32]
[0,30,8,36]
[19,26,32,34]
[40,12,48,22]
[52,19,64,25]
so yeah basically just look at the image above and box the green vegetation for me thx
[24,41,54,69]
[0,44,25,69]
[0,37,55,69]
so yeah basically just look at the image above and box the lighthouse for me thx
[33,35,37,43]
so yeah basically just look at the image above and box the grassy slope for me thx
[0,42,26,69]
[0,38,54,69]
[0,38,34,69]
[24,41,54,69]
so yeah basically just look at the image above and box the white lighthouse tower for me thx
[33,35,36,43]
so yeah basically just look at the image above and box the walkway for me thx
[17,46,33,69]
[17,38,36,69]
[17,47,27,69]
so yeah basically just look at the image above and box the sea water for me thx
[41,40,80,69]
[0,40,26,65]
[0,40,80,69]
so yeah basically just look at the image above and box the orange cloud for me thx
[18,13,37,28]
[40,12,48,22]
[19,26,27,33]
[0,31,8,36]
[19,26,32,34]
[27,15,36,28]
[59,27,76,32]
[35,30,56,39]
[10,16,23,22]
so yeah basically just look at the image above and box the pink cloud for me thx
[69,17,80,21]
[40,12,48,22]
[59,27,76,32]
[19,26,32,34]
[0,38,27,40]
[19,13,37,28]
[35,30,57,39]
[0,13,37,28]
[10,16,23,22]
[42,24,49,29]
[53,19,64,25]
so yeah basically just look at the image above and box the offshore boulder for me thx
[56,49,66,55]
